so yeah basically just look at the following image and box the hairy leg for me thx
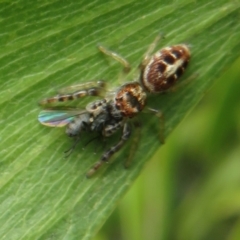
[39,81,106,105]
[86,122,131,177]
[147,107,165,144]
[139,33,164,70]
[98,45,131,73]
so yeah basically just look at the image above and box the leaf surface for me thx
[0,0,240,239]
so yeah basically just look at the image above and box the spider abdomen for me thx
[140,44,190,93]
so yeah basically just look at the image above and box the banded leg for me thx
[86,122,131,178]
[147,107,165,144]
[98,45,131,73]
[39,81,106,106]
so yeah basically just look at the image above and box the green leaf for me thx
[0,0,239,239]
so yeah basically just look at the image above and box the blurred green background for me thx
[95,57,240,240]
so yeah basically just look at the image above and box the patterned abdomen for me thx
[140,44,190,93]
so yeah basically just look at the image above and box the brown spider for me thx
[38,35,190,177]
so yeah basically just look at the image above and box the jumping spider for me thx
[38,35,191,177]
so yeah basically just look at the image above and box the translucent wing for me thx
[38,109,86,127]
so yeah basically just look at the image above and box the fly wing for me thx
[38,109,87,127]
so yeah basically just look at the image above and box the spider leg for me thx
[86,122,131,178]
[57,81,106,94]
[124,121,141,168]
[169,73,197,92]
[39,81,106,106]
[139,33,164,70]
[98,45,131,73]
[147,107,165,144]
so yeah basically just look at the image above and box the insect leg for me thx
[64,136,81,158]
[147,107,165,144]
[98,45,131,73]
[86,122,131,178]
[39,81,106,106]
